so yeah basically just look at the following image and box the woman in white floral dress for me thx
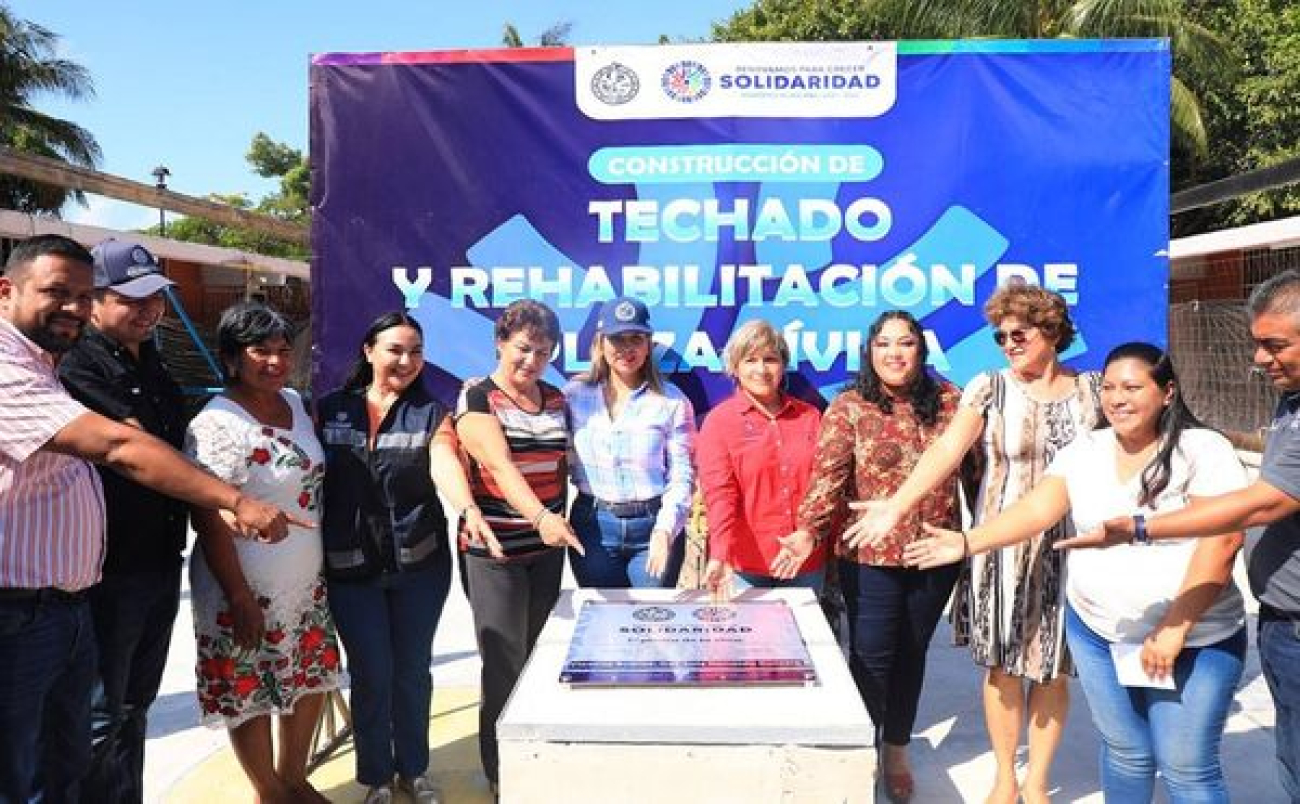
[185,302,340,804]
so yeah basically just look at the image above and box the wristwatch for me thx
[1131,514,1150,545]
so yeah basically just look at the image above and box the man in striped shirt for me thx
[0,235,297,803]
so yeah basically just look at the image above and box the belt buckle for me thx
[606,499,647,518]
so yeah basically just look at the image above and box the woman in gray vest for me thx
[318,312,490,804]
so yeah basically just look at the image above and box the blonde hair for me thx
[983,284,1076,353]
[723,320,790,377]
[580,332,665,393]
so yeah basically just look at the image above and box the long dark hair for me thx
[1102,342,1205,508]
[853,310,942,426]
[342,311,424,392]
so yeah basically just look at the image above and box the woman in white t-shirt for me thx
[906,342,1247,803]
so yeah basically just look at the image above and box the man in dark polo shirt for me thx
[58,240,186,804]
[1063,269,1300,800]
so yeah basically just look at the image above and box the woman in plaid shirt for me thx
[565,296,696,588]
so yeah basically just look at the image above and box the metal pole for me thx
[152,165,170,236]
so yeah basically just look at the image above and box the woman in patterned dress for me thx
[848,286,1101,804]
[185,302,340,804]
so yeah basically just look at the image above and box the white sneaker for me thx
[398,774,443,804]
[363,783,394,804]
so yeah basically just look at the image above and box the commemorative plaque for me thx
[559,600,816,686]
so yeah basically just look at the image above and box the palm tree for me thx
[501,20,574,48]
[0,4,102,214]
[865,0,1228,158]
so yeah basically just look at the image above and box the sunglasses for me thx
[992,327,1035,347]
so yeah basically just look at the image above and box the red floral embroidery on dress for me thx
[194,579,339,721]
[242,435,323,512]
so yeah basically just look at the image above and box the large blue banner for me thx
[310,41,1169,409]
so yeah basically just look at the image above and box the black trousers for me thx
[461,549,564,784]
[81,567,182,804]
[840,561,960,746]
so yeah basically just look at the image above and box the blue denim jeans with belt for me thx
[1258,608,1300,801]
[1065,604,1245,803]
[569,494,682,588]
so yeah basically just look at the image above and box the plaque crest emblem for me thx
[692,605,737,623]
[631,606,675,622]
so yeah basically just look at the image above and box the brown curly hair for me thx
[494,299,561,347]
[983,284,1075,353]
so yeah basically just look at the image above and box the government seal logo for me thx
[591,62,639,105]
[661,60,711,104]
[632,606,675,622]
[692,605,737,622]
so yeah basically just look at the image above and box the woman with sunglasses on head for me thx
[847,284,1101,804]
[697,319,823,597]
[317,312,492,804]
[791,311,962,802]
[906,343,1247,803]
[452,299,582,794]
[566,296,696,588]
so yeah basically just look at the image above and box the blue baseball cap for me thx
[596,296,652,336]
[91,239,175,299]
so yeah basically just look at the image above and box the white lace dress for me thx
[184,389,341,728]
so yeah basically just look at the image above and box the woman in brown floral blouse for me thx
[797,310,962,803]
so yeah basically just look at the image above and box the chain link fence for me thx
[1168,244,1300,434]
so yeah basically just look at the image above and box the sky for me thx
[10,0,752,231]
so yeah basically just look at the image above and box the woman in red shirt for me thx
[698,319,824,595]
[798,310,964,802]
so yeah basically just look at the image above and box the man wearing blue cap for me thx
[58,240,186,804]
[0,234,297,804]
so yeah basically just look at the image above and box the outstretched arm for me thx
[456,411,583,554]
[47,411,302,541]
[1057,478,1300,550]
[904,476,1071,568]
[430,418,504,559]
[843,405,983,550]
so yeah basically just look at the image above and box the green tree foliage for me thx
[0,4,102,214]
[151,193,301,257]
[713,0,893,42]
[246,132,309,222]
[1173,0,1300,232]
[149,134,308,258]
[501,20,574,47]
[716,0,1225,161]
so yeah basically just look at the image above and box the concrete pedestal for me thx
[497,588,875,803]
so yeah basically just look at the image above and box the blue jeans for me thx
[1259,614,1300,801]
[569,495,682,588]
[839,562,959,745]
[327,549,452,786]
[732,568,825,593]
[1065,605,1245,803]
[0,594,96,804]
[85,567,182,804]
